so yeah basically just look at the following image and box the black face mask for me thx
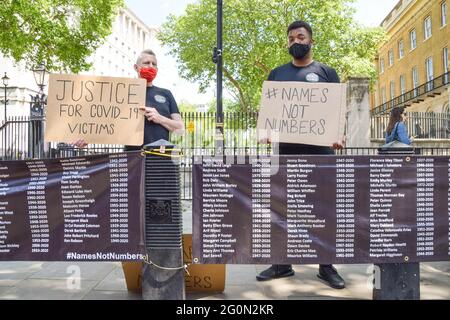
[289,43,311,59]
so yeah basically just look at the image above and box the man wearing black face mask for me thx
[256,20,346,290]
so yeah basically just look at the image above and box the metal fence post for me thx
[373,141,420,300]
[141,139,185,300]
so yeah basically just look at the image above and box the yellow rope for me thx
[140,150,184,158]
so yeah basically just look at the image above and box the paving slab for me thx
[0,279,97,300]
[94,267,128,291]
[83,290,142,300]
[29,262,116,281]
[0,262,49,281]
[225,264,257,285]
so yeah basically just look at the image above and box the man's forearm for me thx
[159,116,184,133]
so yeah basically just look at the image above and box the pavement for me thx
[0,201,449,300]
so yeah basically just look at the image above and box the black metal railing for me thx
[3,113,450,200]
[0,116,123,160]
[372,71,450,115]
[371,111,450,140]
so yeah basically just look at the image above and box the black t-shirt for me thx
[125,85,180,151]
[267,61,340,155]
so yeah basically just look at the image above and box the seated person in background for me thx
[385,107,411,145]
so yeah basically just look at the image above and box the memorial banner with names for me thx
[45,74,146,145]
[193,155,450,264]
[0,151,145,261]
[257,81,347,146]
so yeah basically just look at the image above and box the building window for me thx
[390,81,395,100]
[398,40,404,59]
[381,87,386,104]
[412,66,419,97]
[443,47,448,83]
[426,57,434,81]
[400,75,406,95]
[442,1,447,26]
[388,49,394,66]
[380,58,385,73]
[410,29,417,50]
[426,57,434,91]
[444,47,449,72]
[424,16,432,40]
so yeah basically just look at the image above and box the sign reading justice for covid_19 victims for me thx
[45,73,147,145]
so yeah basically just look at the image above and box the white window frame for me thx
[424,16,432,40]
[444,47,449,72]
[380,58,385,74]
[426,57,434,91]
[442,1,447,26]
[381,87,386,104]
[410,29,417,50]
[443,47,449,84]
[390,81,395,100]
[400,75,406,95]
[388,49,394,66]
[398,40,404,59]
[412,66,419,97]
[426,57,434,81]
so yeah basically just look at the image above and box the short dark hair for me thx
[287,20,313,37]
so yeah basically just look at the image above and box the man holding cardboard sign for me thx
[256,20,346,289]
[70,49,184,148]
[125,49,184,150]
[45,74,147,146]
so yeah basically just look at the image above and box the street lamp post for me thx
[1,72,9,159]
[31,64,48,118]
[213,0,223,155]
[2,72,9,122]
[30,64,48,158]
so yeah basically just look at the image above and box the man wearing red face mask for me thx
[72,49,184,148]
[126,49,184,150]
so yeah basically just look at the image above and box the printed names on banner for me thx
[201,159,236,259]
[416,158,435,257]
[192,155,450,264]
[251,157,272,259]
[61,158,99,244]
[285,158,322,259]
[448,159,450,256]
[0,165,15,253]
[335,158,356,259]
[369,158,410,259]
[109,153,129,244]
[0,152,144,262]
[26,160,50,253]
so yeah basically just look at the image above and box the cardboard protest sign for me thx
[45,74,146,145]
[257,81,347,146]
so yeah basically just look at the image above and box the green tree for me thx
[0,0,123,72]
[159,0,385,112]
[178,99,199,113]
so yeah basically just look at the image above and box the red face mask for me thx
[139,67,158,83]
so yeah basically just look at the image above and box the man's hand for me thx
[258,137,272,144]
[140,106,162,124]
[72,139,88,148]
[332,139,345,150]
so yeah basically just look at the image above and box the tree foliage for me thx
[0,0,123,72]
[159,0,385,112]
